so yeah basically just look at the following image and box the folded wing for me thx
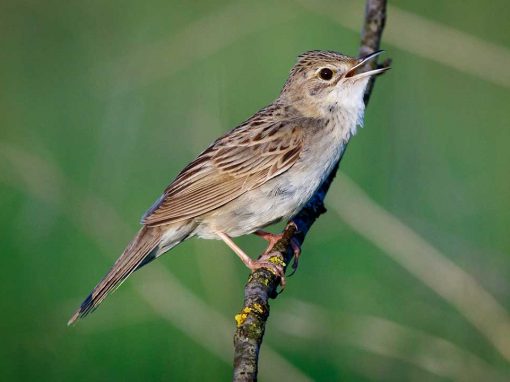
[142,120,304,226]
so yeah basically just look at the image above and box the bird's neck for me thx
[323,100,365,142]
[275,97,364,143]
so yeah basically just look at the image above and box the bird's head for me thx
[279,50,388,120]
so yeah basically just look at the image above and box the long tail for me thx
[68,226,162,325]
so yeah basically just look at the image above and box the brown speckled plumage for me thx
[68,50,388,324]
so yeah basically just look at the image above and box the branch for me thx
[232,1,390,380]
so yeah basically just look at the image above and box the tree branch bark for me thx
[232,1,390,380]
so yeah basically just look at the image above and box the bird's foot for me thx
[247,252,287,290]
[254,230,284,252]
[254,222,301,276]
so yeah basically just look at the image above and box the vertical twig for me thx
[232,1,389,380]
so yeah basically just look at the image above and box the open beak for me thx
[345,50,389,80]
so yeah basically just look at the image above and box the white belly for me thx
[194,117,351,239]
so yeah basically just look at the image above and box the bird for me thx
[68,50,388,325]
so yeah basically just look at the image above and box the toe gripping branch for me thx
[255,221,300,295]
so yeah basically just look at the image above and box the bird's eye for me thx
[319,68,334,81]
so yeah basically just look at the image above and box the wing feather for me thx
[142,119,304,226]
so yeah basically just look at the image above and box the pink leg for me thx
[215,231,286,286]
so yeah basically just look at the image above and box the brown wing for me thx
[141,120,303,226]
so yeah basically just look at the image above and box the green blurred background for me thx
[1,0,510,380]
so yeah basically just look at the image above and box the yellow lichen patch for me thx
[268,255,286,267]
[252,303,265,315]
[234,303,266,327]
[234,307,252,327]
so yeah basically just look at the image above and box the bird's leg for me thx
[254,222,301,274]
[215,231,286,287]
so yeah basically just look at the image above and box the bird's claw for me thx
[249,252,287,290]
[254,221,302,279]
[287,238,301,277]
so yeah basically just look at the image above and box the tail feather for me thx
[68,226,162,325]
